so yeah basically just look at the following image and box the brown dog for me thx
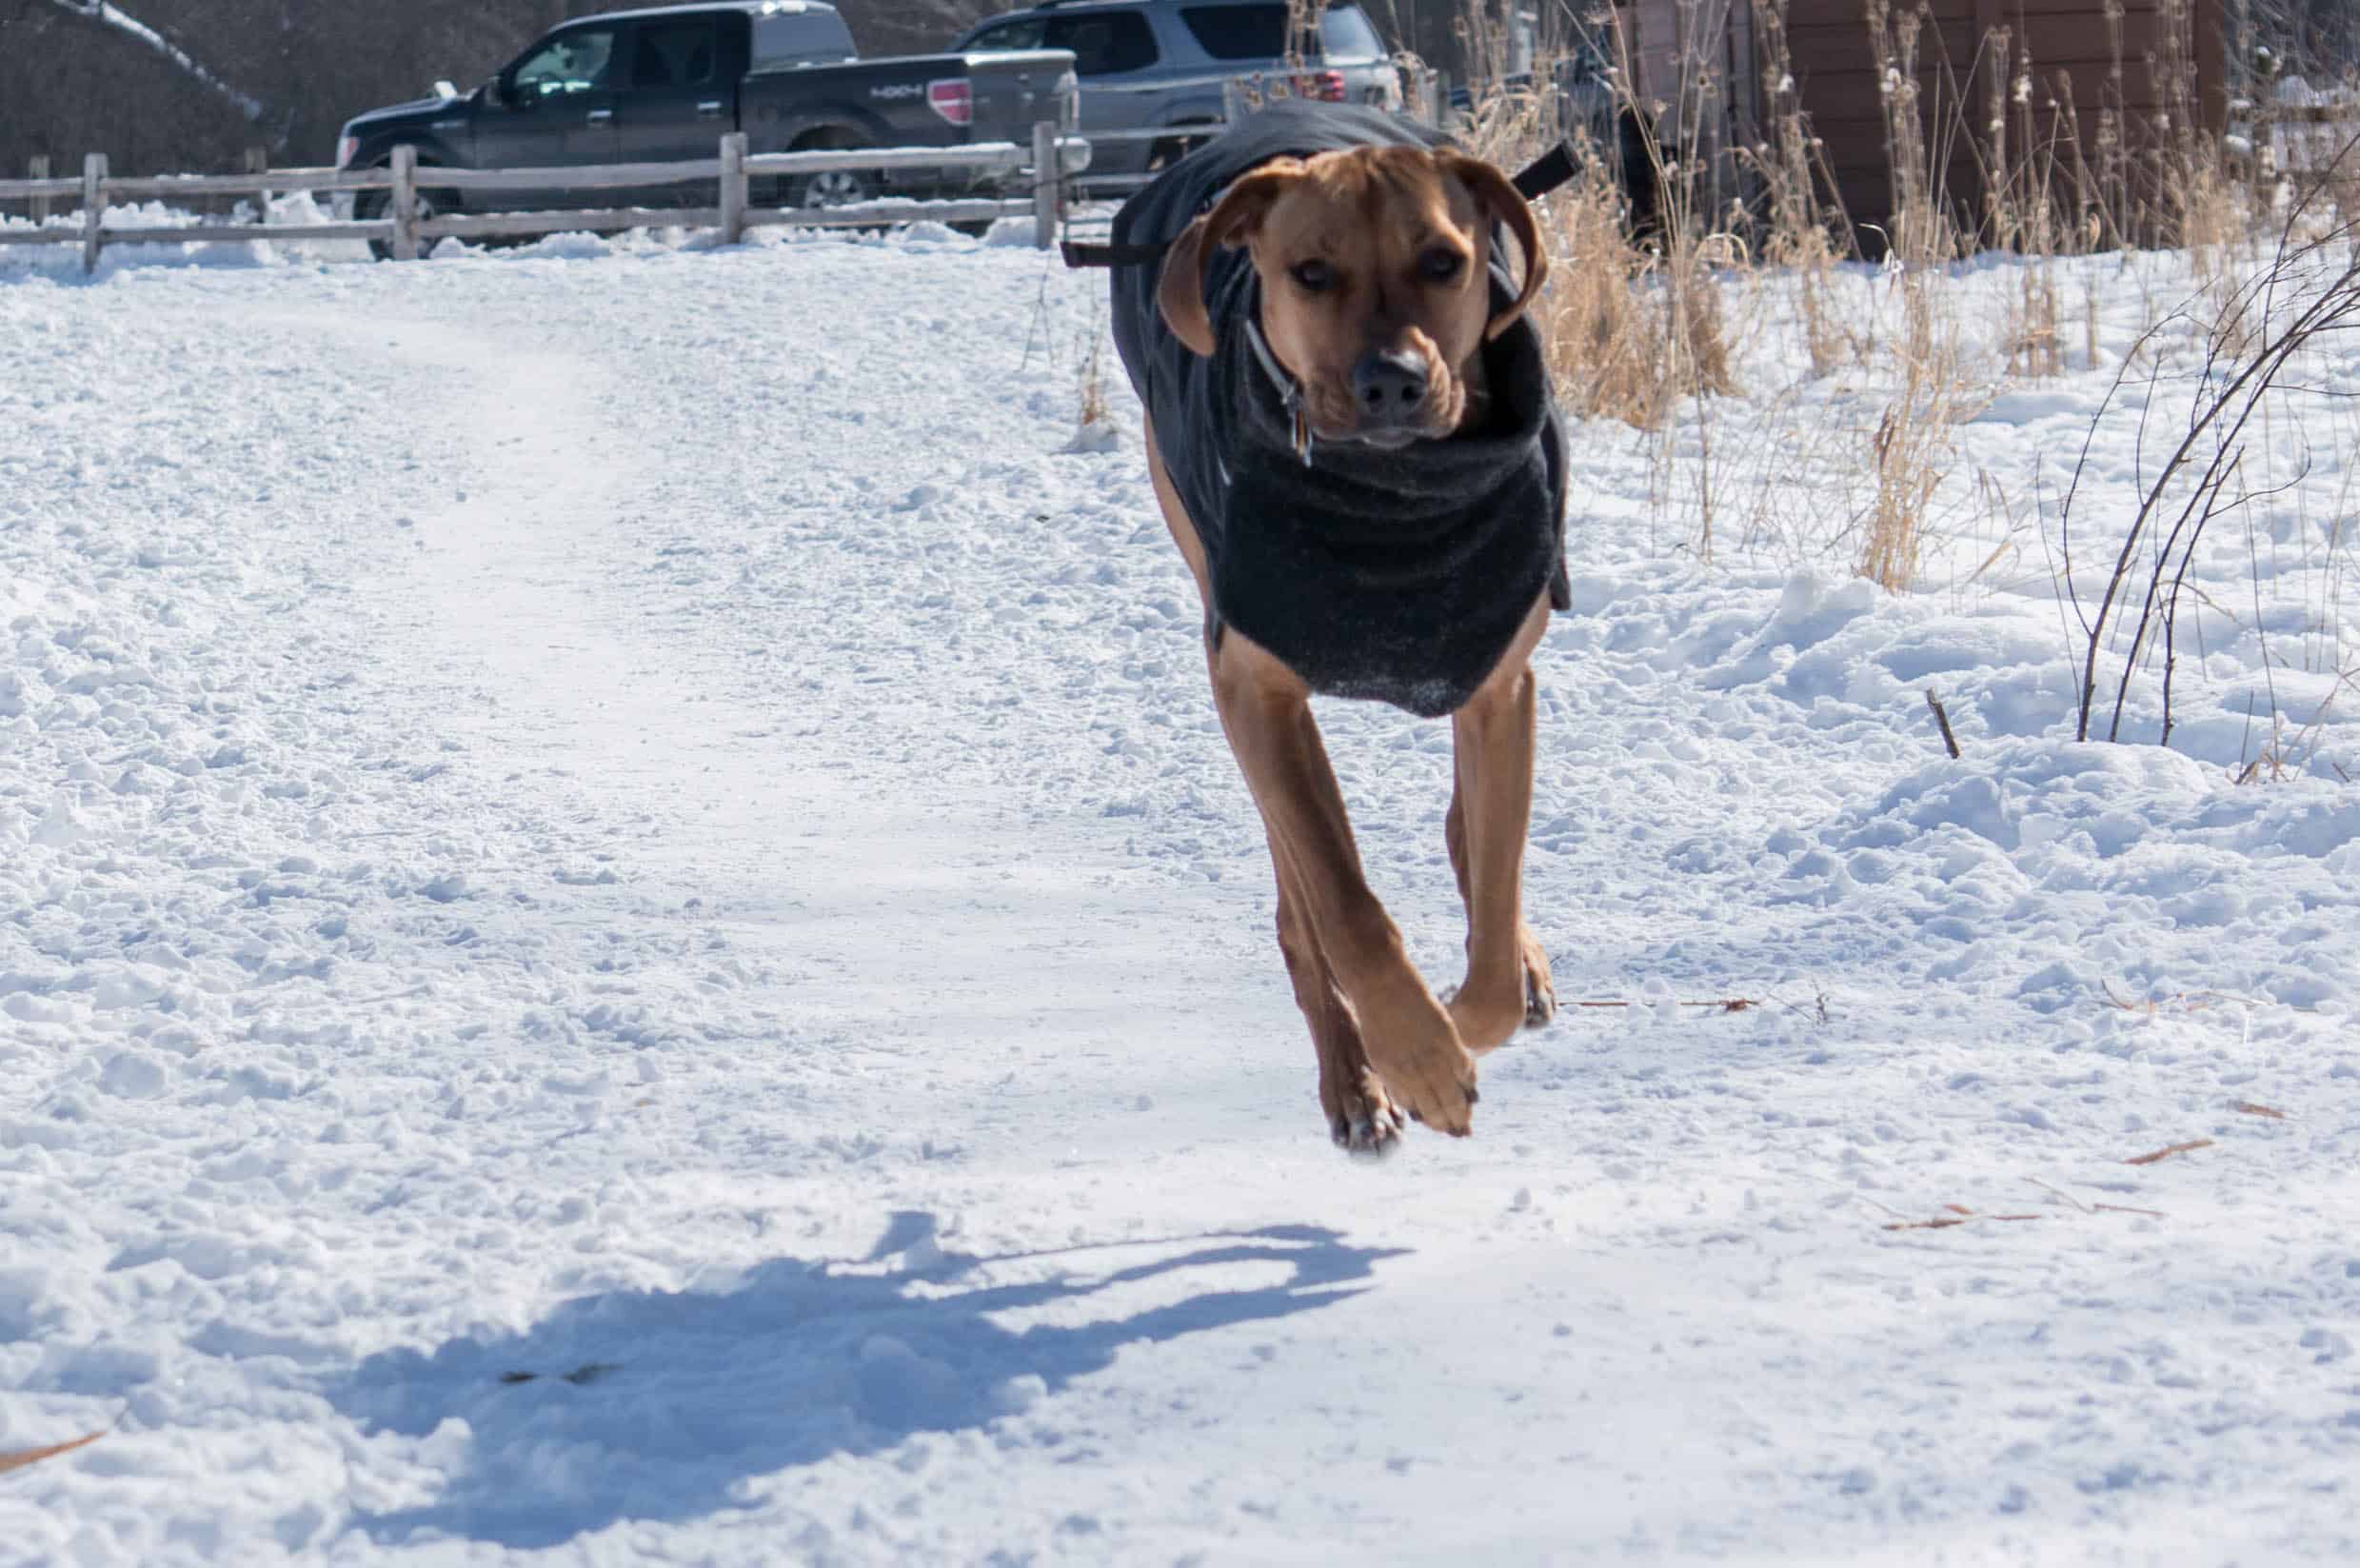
[1138,140,1557,1152]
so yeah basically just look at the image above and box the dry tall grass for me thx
[1435,0,2352,757]
[1475,0,2288,593]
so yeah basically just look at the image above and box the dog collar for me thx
[1242,314,1315,467]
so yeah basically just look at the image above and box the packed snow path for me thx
[3,233,2356,1565]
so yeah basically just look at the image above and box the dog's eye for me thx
[1420,248,1466,284]
[1290,259,1335,293]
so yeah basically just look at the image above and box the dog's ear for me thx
[1441,152,1550,340]
[1156,160,1305,357]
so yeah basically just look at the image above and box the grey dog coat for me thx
[1107,101,1570,719]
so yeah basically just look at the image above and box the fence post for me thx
[719,131,747,245]
[80,152,106,276]
[389,144,419,262]
[30,155,50,225]
[245,146,269,227]
[1031,120,1059,250]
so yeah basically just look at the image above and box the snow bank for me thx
[1,231,2354,1565]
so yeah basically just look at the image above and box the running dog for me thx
[1103,103,1567,1152]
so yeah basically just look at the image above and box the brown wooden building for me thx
[1603,0,2231,248]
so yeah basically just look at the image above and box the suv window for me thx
[964,17,1047,51]
[1180,4,1382,61]
[1042,11,1159,74]
[514,27,618,98]
[631,20,721,88]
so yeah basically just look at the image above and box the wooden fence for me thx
[0,124,1088,272]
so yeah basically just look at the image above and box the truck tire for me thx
[793,167,878,208]
[782,129,880,214]
[354,159,455,262]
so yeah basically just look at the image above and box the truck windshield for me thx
[1178,4,1385,62]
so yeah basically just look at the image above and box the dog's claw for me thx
[1332,1114,1401,1159]
[1329,1099,1405,1157]
[1524,973,1555,1028]
[1521,938,1557,1030]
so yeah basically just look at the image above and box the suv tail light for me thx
[1292,70,1347,103]
[336,134,359,169]
[927,79,972,126]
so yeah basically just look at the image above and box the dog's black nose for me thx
[1351,350,1428,421]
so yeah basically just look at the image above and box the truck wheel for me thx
[791,168,878,210]
[355,173,454,262]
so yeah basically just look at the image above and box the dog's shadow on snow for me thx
[329,1214,1400,1549]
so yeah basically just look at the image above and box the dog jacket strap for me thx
[1510,142,1577,203]
[1061,239,1167,268]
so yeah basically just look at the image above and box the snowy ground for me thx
[3,223,2357,1566]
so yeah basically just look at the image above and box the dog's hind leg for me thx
[1444,599,1557,1049]
[1268,830,1404,1154]
[1445,775,1555,1039]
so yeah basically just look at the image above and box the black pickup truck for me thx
[337,0,1075,224]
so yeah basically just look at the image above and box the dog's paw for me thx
[1363,1021,1477,1138]
[1332,1102,1405,1158]
[1521,934,1557,1029]
[1326,1071,1406,1158]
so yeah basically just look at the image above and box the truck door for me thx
[476,22,625,210]
[613,13,747,206]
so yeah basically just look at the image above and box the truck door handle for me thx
[586,108,613,125]
[697,100,724,118]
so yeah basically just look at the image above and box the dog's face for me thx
[1158,145,1547,447]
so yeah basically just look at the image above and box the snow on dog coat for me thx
[1107,100,1571,720]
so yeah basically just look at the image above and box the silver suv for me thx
[953,0,1400,179]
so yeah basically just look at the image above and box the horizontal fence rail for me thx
[0,127,1090,271]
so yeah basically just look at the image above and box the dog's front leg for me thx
[1445,597,1557,1052]
[1210,631,1478,1136]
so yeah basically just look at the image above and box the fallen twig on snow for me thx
[2124,1138,2213,1165]
[1572,998,1761,1013]
[2030,1177,2092,1213]
[1883,1204,2042,1232]
[1924,688,1962,758]
[499,1361,619,1387]
[2231,1101,2288,1120]
[2100,983,2277,1016]
[0,1429,106,1476]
